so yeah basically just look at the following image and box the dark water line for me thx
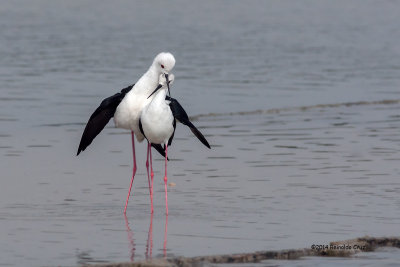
[190,99,400,121]
[38,99,400,127]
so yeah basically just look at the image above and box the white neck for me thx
[152,87,167,105]
[134,64,160,95]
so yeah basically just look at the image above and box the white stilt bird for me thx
[139,74,211,215]
[77,52,176,214]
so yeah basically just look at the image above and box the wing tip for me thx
[189,127,211,149]
[203,140,211,149]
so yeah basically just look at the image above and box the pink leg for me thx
[163,213,168,257]
[164,145,168,215]
[146,142,154,213]
[149,144,154,208]
[124,132,137,214]
[146,142,150,194]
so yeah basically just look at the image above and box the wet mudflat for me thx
[1,101,400,266]
[217,247,400,267]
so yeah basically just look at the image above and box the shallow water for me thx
[1,0,400,266]
[2,102,400,266]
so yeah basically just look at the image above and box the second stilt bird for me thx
[140,74,210,215]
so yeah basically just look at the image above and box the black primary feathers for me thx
[166,96,211,149]
[77,84,134,156]
[77,85,211,157]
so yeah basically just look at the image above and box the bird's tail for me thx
[152,143,170,160]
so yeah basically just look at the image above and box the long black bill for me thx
[165,73,171,96]
[147,84,162,99]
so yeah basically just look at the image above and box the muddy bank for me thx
[86,236,400,267]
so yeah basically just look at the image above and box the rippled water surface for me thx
[1,1,400,266]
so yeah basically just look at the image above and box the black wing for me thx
[77,84,134,155]
[166,96,211,149]
[168,119,176,146]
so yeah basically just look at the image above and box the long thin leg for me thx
[164,145,168,215]
[124,131,137,214]
[149,143,154,210]
[163,213,168,257]
[146,142,154,213]
[146,142,150,194]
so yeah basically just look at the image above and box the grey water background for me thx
[1,0,400,266]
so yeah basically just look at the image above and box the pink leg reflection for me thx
[124,214,135,262]
[145,213,154,260]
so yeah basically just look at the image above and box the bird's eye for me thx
[161,64,165,69]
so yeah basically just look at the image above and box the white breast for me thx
[113,71,159,142]
[141,90,174,145]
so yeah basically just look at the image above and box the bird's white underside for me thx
[141,86,174,145]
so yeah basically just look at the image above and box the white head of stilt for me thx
[152,52,176,75]
[147,73,175,100]
[159,73,175,88]
[133,52,175,95]
[113,52,175,141]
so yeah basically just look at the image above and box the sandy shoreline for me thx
[84,236,400,267]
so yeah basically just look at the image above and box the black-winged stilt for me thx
[77,52,176,214]
[139,74,211,215]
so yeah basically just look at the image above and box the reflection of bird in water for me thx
[124,214,135,261]
[146,213,154,260]
[124,214,168,261]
